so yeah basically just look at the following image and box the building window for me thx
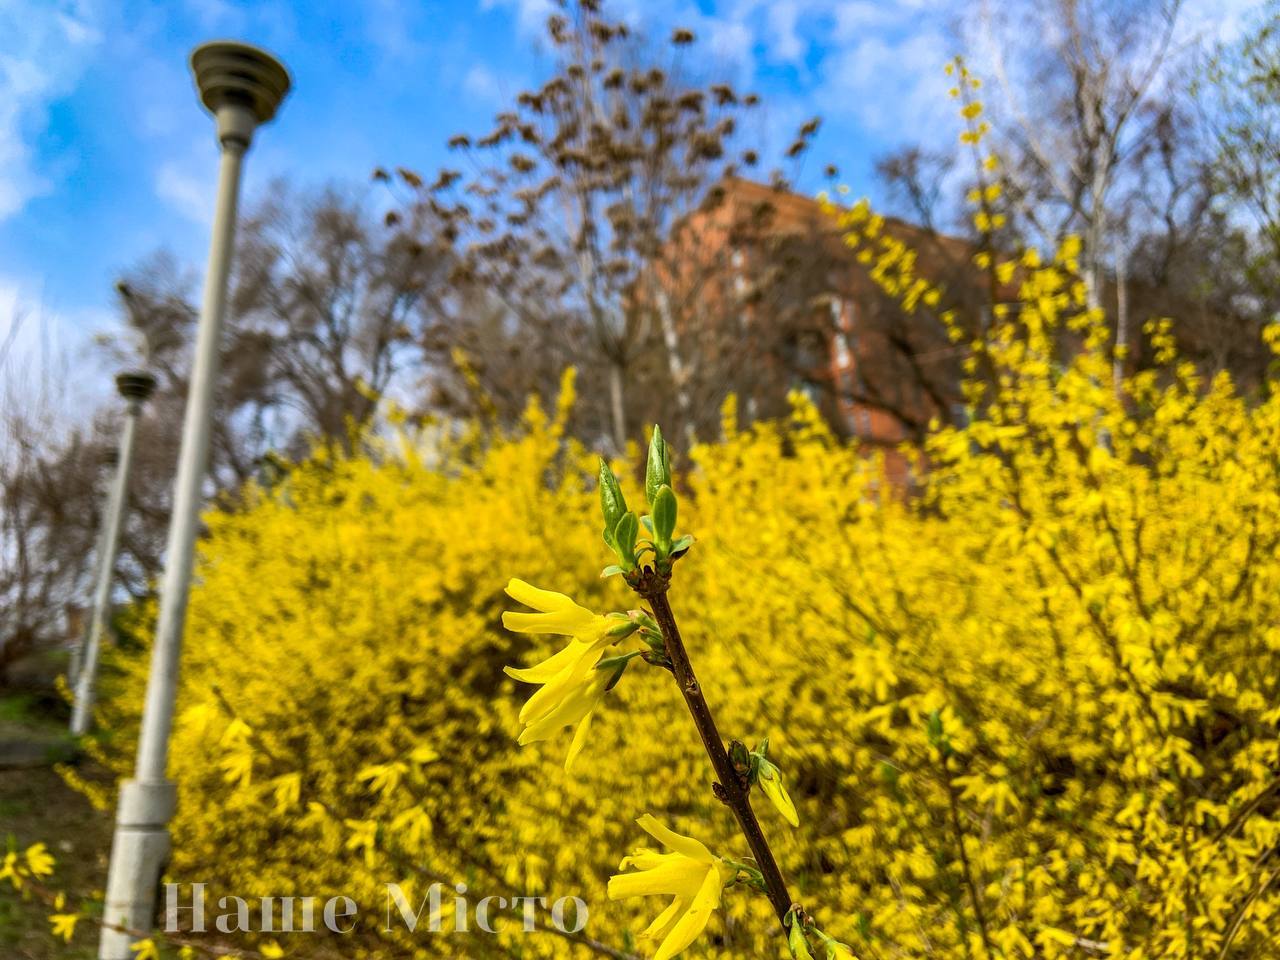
[838,370,854,399]
[834,330,851,367]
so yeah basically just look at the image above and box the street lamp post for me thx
[97,42,289,960]
[71,370,157,736]
[68,447,117,686]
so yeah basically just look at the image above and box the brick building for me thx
[667,178,999,481]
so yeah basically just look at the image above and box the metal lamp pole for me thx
[71,370,157,736]
[98,42,289,960]
[68,447,117,686]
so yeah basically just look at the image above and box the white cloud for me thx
[481,0,556,36]
[182,0,245,32]
[0,0,103,220]
[1178,0,1261,47]
[820,26,954,141]
[463,63,503,104]
[765,1,805,62]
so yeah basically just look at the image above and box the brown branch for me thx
[632,569,796,929]
[938,751,992,956]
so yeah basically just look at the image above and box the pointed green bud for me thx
[599,459,628,547]
[645,425,672,506]
[597,651,639,691]
[811,927,857,960]
[756,754,800,827]
[606,617,640,639]
[613,511,639,569]
[669,533,696,559]
[652,484,677,553]
[787,913,815,960]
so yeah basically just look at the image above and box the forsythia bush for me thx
[87,249,1280,958]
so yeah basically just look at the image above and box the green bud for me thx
[606,617,640,639]
[596,651,640,691]
[669,533,696,558]
[652,484,677,553]
[810,927,857,960]
[613,511,639,569]
[645,425,672,506]
[599,459,628,547]
[755,754,800,827]
[787,912,814,960]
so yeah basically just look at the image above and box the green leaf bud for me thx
[652,483,677,553]
[613,511,639,569]
[599,459,628,547]
[645,425,672,506]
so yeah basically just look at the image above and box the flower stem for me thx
[634,571,796,929]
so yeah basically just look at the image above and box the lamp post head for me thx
[116,370,158,404]
[190,41,290,148]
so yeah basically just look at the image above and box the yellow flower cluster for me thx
[76,237,1280,960]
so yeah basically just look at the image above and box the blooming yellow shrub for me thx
[83,231,1280,960]
[48,56,1276,960]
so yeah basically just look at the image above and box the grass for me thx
[0,693,111,959]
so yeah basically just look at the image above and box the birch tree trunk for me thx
[608,361,627,453]
[655,286,695,448]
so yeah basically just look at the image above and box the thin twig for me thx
[632,568,796,929]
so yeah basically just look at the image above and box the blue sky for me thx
[0,0,1253,392]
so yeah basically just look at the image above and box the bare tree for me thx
[875,146,957,233]
[395,0,821,449]
[0,306,111,686]
[973,0,1185,310]
[112,185,449,476]
[1201,2,1280,305]
[233,184,452,449]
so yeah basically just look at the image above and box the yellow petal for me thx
[502,609,595,636]
[564,707,595,772]
[504,637,589,684]
[652,865,723,960]
[517,644,602,724]
[518,671,608,743]
[607,858,708,900]
[504,578,580,612]
[639,897,686,942]
[619,849,681,872]
[636,815,714,863]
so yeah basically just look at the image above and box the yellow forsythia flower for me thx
[48,910,78,943]
[24,843,54,878]
[608,815,736,960]
[503,578,624,771]
[76,285,1280,959]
